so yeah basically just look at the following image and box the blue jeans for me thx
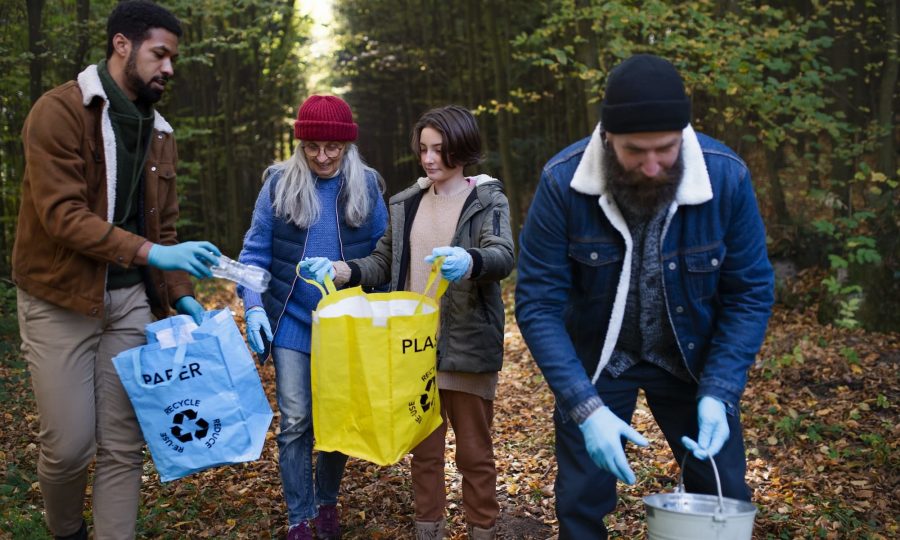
[272,347,348,525]
[554,362,750,540]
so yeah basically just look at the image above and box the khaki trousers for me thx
[411,389,499,528]
[18,284,153,539]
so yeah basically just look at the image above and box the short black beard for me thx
[603,143,684,221]
[124,47,167,104]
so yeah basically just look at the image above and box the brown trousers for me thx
[17,284,153,539]
[411,389,499,528]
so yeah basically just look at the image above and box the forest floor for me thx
[1,273,897,539]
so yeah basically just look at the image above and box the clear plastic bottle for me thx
[211,255,271,293]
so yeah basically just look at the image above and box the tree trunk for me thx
[829,0,868,208]
[484,0,521,243]
[72,0,90,79]
[27,0,45,104]
[766,145,792,227]
[222,34,240,254]
[876,0,898,177]
[575,0,600,129]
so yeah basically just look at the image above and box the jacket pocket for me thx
[155,165,176,182]
[568,240,623,301]
[683,243,726,300]
[568,241,623,266]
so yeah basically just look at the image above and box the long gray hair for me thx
[267,143,383,229]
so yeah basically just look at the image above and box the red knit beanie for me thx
[293,95,358,141]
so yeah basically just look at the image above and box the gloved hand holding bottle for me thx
[681,396,729,460]
[424,246,472,281]
[245,307,273,354]
[147,241,221,278]
[579,406,649,484]
[298,257,335,284]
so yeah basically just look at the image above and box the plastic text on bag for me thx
[402,334,436,354]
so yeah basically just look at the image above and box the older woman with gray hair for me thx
[237,95,387,540]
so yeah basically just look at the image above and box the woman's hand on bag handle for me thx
[298,257,336,284]
[245,307,273,354]
[425,246,472,281]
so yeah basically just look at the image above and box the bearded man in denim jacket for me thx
[515,54,774,539]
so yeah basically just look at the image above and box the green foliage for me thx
[159,0,311,254]
[0,279,18,348]
[1,0,897,328]
[813,188,886,329]
[0,0,311,271]
[0,361,48,538]
[839,346,859,365]
[775,413,804,440]
[760,345,805,379]
[332,0,567,202]
[509,0,899,330]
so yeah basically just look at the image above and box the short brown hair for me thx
[411,105,482,168]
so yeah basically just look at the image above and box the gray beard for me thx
[603,144,684,221]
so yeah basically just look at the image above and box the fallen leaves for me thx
[0,278,896,538]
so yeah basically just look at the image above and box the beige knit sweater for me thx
[408,181,499,401]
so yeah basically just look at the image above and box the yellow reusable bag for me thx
[302,261,448,466]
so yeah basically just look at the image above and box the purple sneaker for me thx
[287,521,313,540]
[313,504,342,539]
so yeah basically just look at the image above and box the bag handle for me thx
[297,262,338,299]
[132,344,187,389]
[415,257,449,314]
[296,258,449,306]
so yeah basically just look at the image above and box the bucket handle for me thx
[677,453,726,515]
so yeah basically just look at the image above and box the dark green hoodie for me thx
[98,60,154,289]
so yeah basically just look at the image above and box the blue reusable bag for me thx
[113,308,273,482]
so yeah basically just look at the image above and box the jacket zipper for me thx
[442,190,486,360]
[270,177,345,346]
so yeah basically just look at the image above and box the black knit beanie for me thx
[601,54,691,134]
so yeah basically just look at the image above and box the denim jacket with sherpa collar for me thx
[515,124,774,420]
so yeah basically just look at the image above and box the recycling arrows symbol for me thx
[170,408,209,443]
[420,377,435,412]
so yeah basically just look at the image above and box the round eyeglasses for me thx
[301,143,344,158]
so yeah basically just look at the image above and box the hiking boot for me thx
[314,504,342,539]
[415,520,445,540]
[467,523,497,540]
[287,521,314,540]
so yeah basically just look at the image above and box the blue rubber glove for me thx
[424,246,472,282]
[681,396,730,460]
[148,241,221,279]
[579,406,649,484]
[298,257,336,284]
[174,296,204,324]
[245,307,273,354]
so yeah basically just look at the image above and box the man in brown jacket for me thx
[13,2,220,538]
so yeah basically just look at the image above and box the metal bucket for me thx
[643,456,757,540]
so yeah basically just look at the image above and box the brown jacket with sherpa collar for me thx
[13,64,192,319]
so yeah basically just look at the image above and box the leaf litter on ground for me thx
[0,276,896,538]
